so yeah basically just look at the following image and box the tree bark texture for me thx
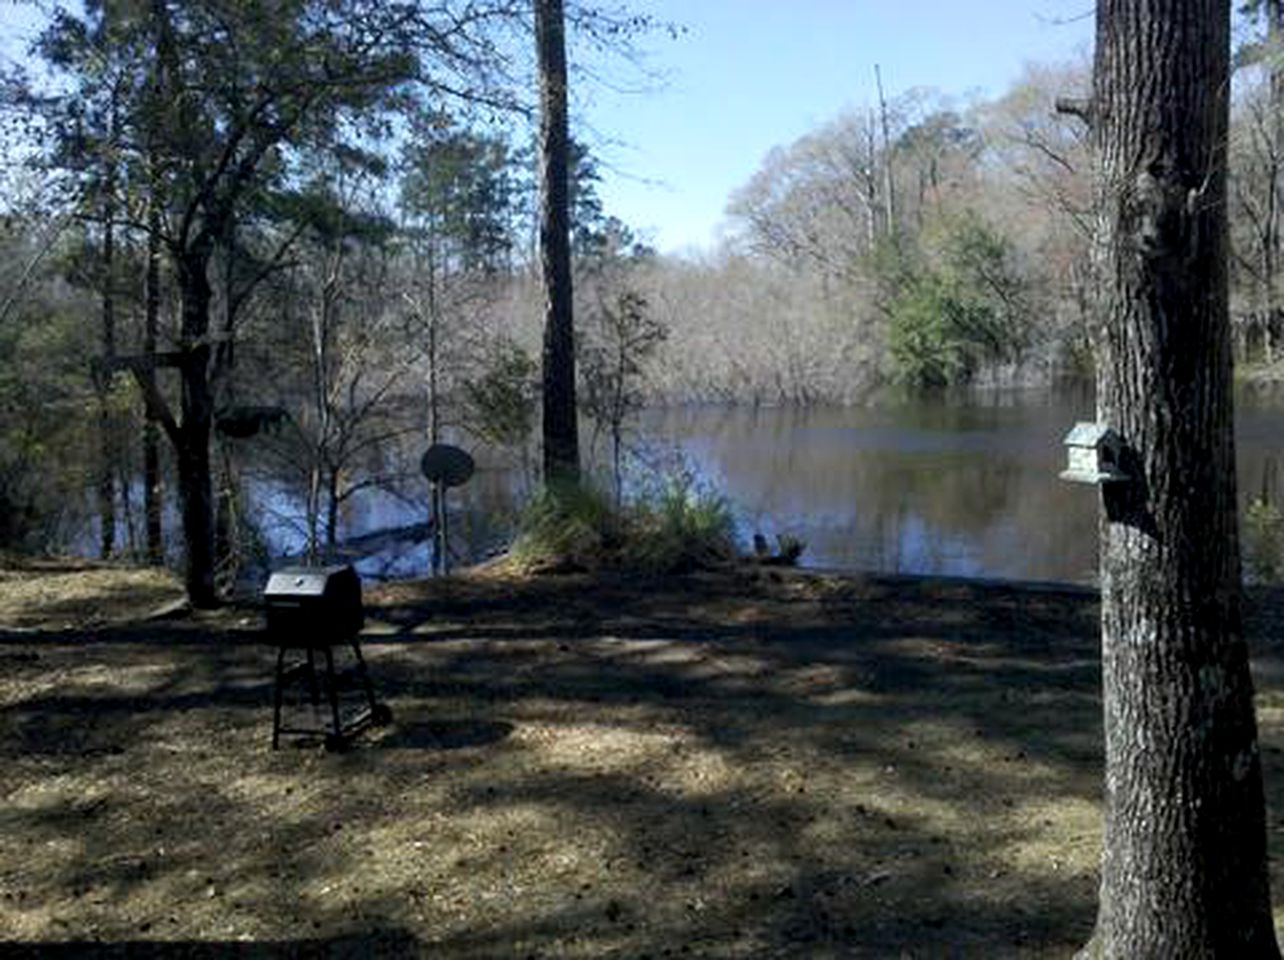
[1087,1,1279,956]
[536,0,580,484]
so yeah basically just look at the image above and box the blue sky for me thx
[575,1,1095,254]
[0,1,1095,253]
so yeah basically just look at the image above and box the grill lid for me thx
[264,566,351,598]
[263,564,364,643]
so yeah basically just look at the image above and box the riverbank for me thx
[3,561,1284,956]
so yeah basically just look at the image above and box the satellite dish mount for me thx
[420,444,475,575]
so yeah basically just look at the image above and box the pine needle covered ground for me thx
[3,561,1284,956]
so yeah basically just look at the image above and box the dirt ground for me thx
[3,559,1284,958]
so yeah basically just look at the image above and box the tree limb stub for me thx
[1055,96,1095,126]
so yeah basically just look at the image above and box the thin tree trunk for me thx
[612,340,626,505]
[214,440,238,597]
[1082,1,1279,955]
[143,192,163,565]
[213,215,242,594]
[536,0,579,484]
[424,232,441,447]
[175,249,217,608]
[307,287,330,564]
[875,64,897,238]
[864,110,879,248]
[1268,0,1284,364]
[116,456,138,556]
[427,288,444,575]
[97,123,118,559]
[325,469,339,552]
[433,483,449,575]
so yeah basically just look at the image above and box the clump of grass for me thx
[509,480,622,573]
[632,474,737,574]
[774,533,806,566]
[508,471,737,575]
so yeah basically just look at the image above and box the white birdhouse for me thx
[1060,422,1129,484]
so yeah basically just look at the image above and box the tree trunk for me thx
[96,128,118,559]
[425,235,441,446]
[143,194,163,566]
[875,64,897,238]
[325,468,339,553]
[536,0,579,484]
[1083,1,1280,955]
[307,306,325,564]
[214,440,239,597]
[175,249,218,608]
[1269,0,1283,363]
[864,110,879,247]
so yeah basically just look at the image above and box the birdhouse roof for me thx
[1063,421,1116,447]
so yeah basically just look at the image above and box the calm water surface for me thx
[259,386,1284,586]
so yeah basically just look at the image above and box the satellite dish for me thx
[420,444,475,488]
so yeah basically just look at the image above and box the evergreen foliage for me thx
[882,213,1031,388]
[461,339,539,449]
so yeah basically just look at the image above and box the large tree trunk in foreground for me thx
[535,0,579,484]
[1083,1,1279,956]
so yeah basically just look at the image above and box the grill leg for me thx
[350,639,392,727]
[350,640,378,713]
[323,645,343,741]
[305,648,321,706]
[272,645,287,750]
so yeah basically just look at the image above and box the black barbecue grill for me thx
[263,564,391,750]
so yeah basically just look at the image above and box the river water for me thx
[249,385,1284,586]
[643,388,1277,585]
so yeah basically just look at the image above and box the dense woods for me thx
[1,3,1282,571]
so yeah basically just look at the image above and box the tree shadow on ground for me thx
[4,570,1283,955]
[1,928,422,958]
